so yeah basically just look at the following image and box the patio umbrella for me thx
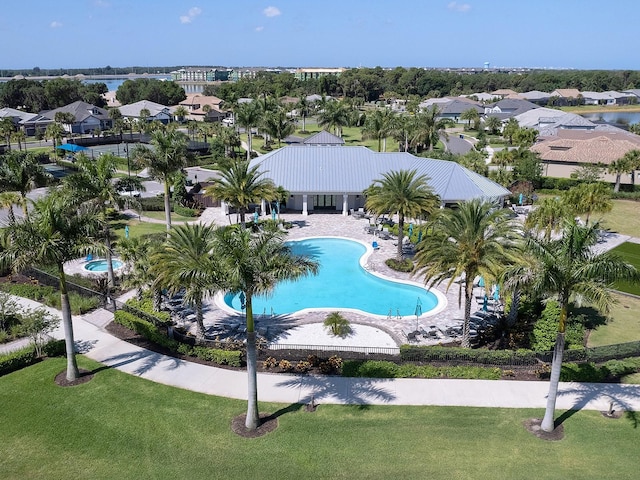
[493,284,500,302]
[271,209,276,221]
[253,211,259,223]
[408,223,414,239]
[478,276,485,296]
[417,230,422,243]
[482,294,489,312]
[519,192,524,205]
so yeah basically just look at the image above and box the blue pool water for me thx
[84,259,123,272]
[224,237,440,317]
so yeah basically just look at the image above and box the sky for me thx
[2,0,639,70]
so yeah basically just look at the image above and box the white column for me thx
[220,200,228,215]
[342,194,349,216]
[261,199,267,217]
[302,194,308,216]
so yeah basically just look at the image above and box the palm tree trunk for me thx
[396,215,404,260]
[163,180,172,234]
[541,332,565,432]
[247,131,253,160]
[104,224,115,287]
[245,297,260,430]
[614,174,621,193]
[195,297,205,339]
[302,115,306,132]
[382,137,387,152]
[59,266,79,381]
[461,280,473,348]
[153,288,162,312]
[506,287,520,327]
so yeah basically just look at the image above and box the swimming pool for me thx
[223,237,444,317]
[84,259,123,272]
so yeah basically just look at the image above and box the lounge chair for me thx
[402,328,419,342]
[372,241,380,250]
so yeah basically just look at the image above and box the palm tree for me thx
[525,196,570,241]
[460,108,480,129]
[174,105,189,124]
[0,191,21,223]
[61,152,123,287]
[409,106,451,152]
[133,129,188,232]
[117,236,163,307]
[261,108,295,148]
[235,101,262,160]
[563,182,612,225]
[296,96,311,132]
[213,226,318,430]
[0,193,102,381]
[54,111,75,135]
[205,159,276,227]
[484,115,502,135]
[45,122,65,150]
[414,199,522,347]
[362,109,395,152]
[390,114,411,152]
[152,224,222,338]
[0,118,14,151]
[502,118,519,145]
[365,170,439,260]
[11,130,26,151]
[608,150,640,193]
[0,151,50,217]
[317,100,350,137]
[503,220,639,432]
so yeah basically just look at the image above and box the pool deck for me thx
[173,207,487,347]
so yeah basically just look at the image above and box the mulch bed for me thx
[231,413,278,438]
[54,368,95,387]
[523,418,565,441]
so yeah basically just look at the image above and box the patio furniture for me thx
[402,328,419,342]
[372,241,380,250]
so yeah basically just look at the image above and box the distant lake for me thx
[84,75,172,92]
[580,111,640,126]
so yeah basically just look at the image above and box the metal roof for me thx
[303,130,345,145]
[250,146,510,203]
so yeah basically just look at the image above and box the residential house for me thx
[0,107,41,135]
[519,90,551,106]
[302,130,345,146]
[491,89,519,97]
[40,101,112,134]
[118,100,174,124]
[484,98,539,120]
[435,99,484,122]
[581,91,634,106]
[178,94,227,122]
[548,88,582,106]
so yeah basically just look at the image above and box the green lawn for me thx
[587,292,640,347]
[140,210,197,223]
[596,200,640,238]
[606,242,640,296]
[1,358,639,480]
[110,217,168,239]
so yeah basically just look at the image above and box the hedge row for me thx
[173,204,199,217]
[342,360,503,380]
[400,345,541,365]
[176,343,242,367]
[124,297,171,325]
[0,339,65,377]
[560,357,640,382]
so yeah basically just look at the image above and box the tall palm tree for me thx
[45,122,65,150]
[205,159,275,227]
[261,107,295,148]
[0,118,14,151]
[11,130,26,151]
[0,191,21,224]
[117,236,163,308]
[0,151,50,217]
[317,100,350,137]
[152,224,222,338]
[213,226,318,430]
[414,199,522,347]
[61,152,123,287]
[563,182,612,225]
[365,169,439,260]
[484,115,502,135]
[362,109,395,152]
[390,114,411,152]
[409,105,451,152]
[607,150,640,193]
[173,105,189,124]
[296,96,311,132]
[0,193,102,381]
[235,101,262,160]
[133,129,188,233]
[525,196,570,241]
[502,118,519,145]
[503,220,639,432]
[460,108,480,129]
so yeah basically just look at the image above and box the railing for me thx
[268,343,400,356]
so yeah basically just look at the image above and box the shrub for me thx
[174,204,199,217]
[125,297,171,324]
[190,346,242,366]
[603,357,640,378]
[139,196,168,212]
[113,310,178,351]
[278,359,293,372]
[385,258,414,272]
[263,356,277,369]
[295,361,312,373]
[0,283,99,314]
[342,360,502,379]
[323,312,351,337]
[0,347,37,376]
[531,301,585,351]
[560,362,607,382]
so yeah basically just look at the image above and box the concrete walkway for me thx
[4,296,640,413]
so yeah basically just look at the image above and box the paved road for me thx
[441,133,473,154]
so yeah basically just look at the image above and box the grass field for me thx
[1,357,638,480]
[587,292,640,347]
[607,242,640,296]
[596,200,640,238]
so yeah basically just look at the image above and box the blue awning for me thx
[56,144,89,152]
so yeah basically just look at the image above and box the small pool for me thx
[84,259,123,272]
[223,237,443,317]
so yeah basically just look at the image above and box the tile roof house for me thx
[118,100,174,124]
[178,94,226,122]
[40,101,111,134]
[247,146,510,215]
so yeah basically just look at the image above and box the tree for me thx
[317,100,350,137]
[484,115,502,135]
[502,118,519,145]
[15,308,60,358]
[0,193,102,381]
[0,118,15,151]
[174,105,188,124]
[0,151,50,217]
[524,196,570,240]
[152,224,222,338]
[365,169,439,260]
[414,200,522,347]
[503,220,639,432]
[133,129,188,233]
[361,109,395,152]
[54,111,76,134]
[205,159,276,228]
[235,101,262,159]
[608,150,640,192]
[213,226,318,430]
[512,127,538,148]
[117,236,162,306]
[563,182,612,225]
[45,122,65,150]
[61,153,122,287]
[460,108,480,129]
[261,108,295,148]
[296,96,311,132]
[458,150,489,176]
[409,105,451,152]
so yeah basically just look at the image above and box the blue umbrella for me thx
[271,209,276,221]
[478,276,485,288]
[408,223,414,238]
[253,211,259,223]
[124,225,129,239]
[482,294,489,312]
[417,230,423,243]
[519,193,524,205]
[493,284,500,302]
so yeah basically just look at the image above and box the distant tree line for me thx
[115,78,186,106]
[205,68,640,103]
[0,78,108,111]
[0,66,182,77]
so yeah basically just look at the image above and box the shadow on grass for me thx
[556,382,640,429]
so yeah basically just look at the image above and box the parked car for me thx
[118,189,141,198]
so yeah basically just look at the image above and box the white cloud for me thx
[263,6,281,17]
[448,1,471,12]
[180,6,202,24]
[50,21,62,28]
[255,26,264,32]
